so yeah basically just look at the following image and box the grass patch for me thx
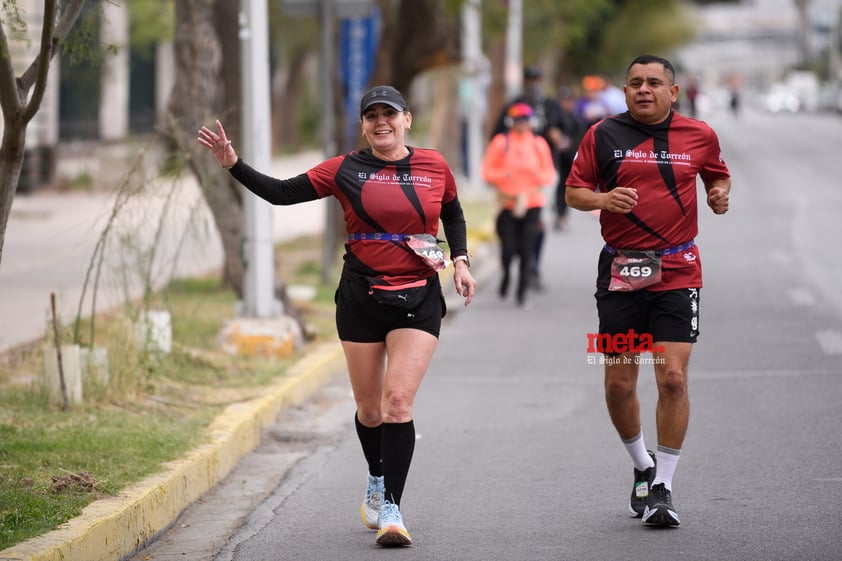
[0,410,211,549]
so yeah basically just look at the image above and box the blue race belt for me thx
[603,240,695,256]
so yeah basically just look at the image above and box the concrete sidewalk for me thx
[0,150,326,353]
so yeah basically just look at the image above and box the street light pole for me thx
[832,6,842,93]
[320,0,340,283]
[239,0,279,317]
[461,0,485,192]
[504,0,522,99]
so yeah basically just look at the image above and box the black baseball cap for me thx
[523,65,543,80]
[359,85,407,116]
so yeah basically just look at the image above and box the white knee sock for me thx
[622,432,655,471]
[652,445,680,491]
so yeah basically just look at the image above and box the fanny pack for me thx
[367,277,429,309]
[604,240,694,292]
[348,232,448,272]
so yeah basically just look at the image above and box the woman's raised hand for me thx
[197,119,238,168]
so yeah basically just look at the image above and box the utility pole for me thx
[504,0,523,99]
[239,0,279,317]
[320,0,340,283]
[832,6,842,93]
[461,0,486,192]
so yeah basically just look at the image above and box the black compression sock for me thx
[381,420,416,507]
[354,412,383,477]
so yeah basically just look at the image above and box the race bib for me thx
[403,234,448,272]
[609,250,662,292]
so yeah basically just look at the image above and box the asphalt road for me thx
[129,108,842,561]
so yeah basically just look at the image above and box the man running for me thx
[565,55,731,526]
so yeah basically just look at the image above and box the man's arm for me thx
[704,177,730,215]
[565,184,638,214]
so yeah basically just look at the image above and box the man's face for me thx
[524,78,543,100]
[623,63,679,125]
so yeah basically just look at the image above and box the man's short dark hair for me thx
[523,65,543,81]
[626,55,676,85]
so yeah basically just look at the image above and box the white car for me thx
[765,84,800,113]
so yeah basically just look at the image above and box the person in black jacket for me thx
[552,86,587,231]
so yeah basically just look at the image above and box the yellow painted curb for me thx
[0,342,346,561]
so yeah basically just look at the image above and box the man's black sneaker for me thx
[629,450,656,517]
[642,483,681,526]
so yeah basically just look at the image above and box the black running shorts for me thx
[335,274,446,342]
[595,287,700,344]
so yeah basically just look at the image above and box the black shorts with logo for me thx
[335,274,446,343]
[595,287,700,344]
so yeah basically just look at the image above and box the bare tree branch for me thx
[0,17,23,121]
[20,0,57,124]
[17,0,87,97]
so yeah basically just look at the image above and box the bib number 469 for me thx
[609,251,662,292]
[618,265,653,279]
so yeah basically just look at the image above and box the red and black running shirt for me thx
[567,110,730,290]
[229,146,467,285]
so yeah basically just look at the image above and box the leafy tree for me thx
[558,0,694,80]
[0,0,89,268]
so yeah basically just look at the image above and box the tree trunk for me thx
[165,0,245,296]
[485,38,507,137]
[0,126,27,265]
[274,52,310,150]
[370,0,460,94]
[0,0,87,268]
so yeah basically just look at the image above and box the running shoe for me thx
[376,500,412,546]
[360,474,384,530]
[642,483,681,526]
[629,450,657,517]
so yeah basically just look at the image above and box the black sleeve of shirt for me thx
[228,158,319,205]
[440,195,468,258]
[544,98,564,128]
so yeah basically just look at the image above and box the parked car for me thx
[765,83,800,113]
[817,83,842,113]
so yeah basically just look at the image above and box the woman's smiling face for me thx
[361,104,412,159]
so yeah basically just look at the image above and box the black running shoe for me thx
[629,450,656,517]
[499,272,510,299]
[642,483,681,526]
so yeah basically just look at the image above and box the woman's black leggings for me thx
[495,206,542,302]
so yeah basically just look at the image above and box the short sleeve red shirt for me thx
[568,111,730,290]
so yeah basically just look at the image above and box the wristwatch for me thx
[453,255,470,268]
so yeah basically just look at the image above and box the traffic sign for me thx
[281,0,375,18]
